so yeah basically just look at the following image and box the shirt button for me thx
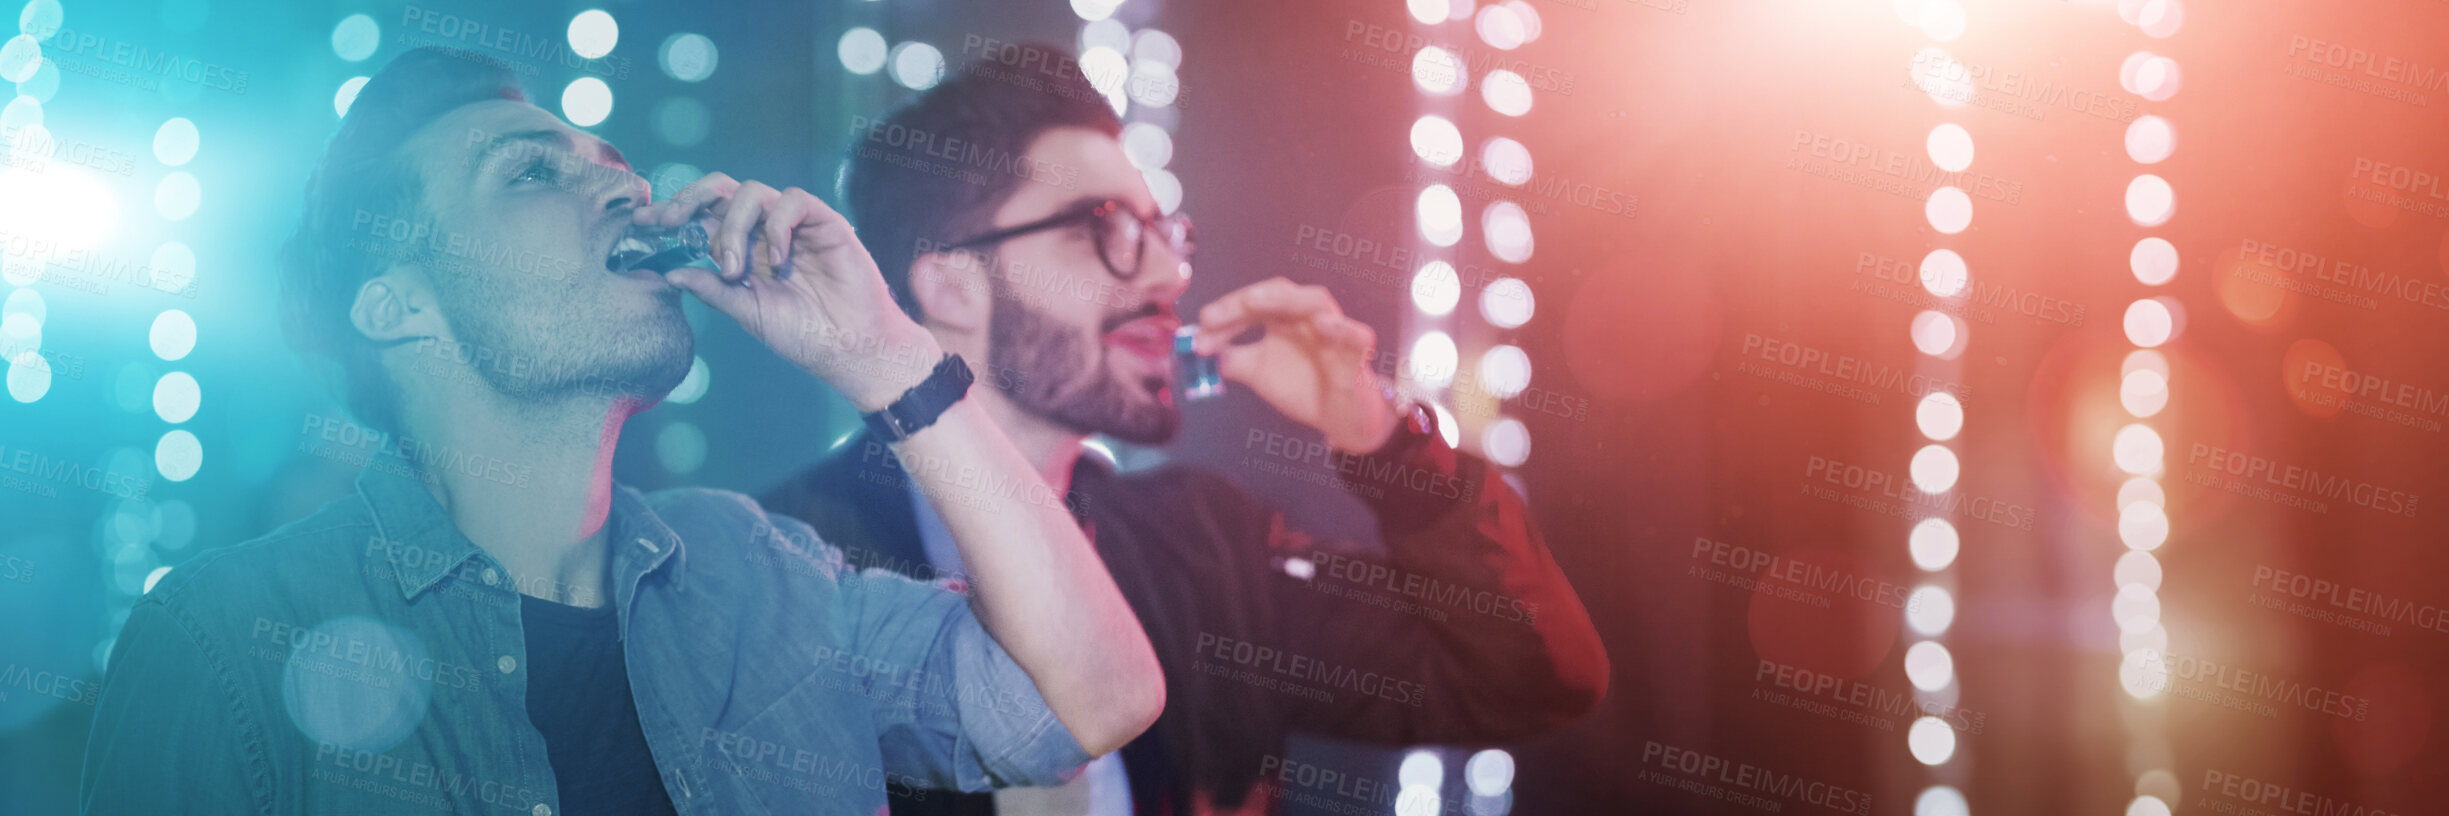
[481,568,500,586]
[532,804,552,816]
[497,655,517,674]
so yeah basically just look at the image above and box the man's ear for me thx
[908,250,990,332]
[348,270,446,344]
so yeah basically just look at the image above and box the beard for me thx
[434,267,694,405]
[988,274,1180,445]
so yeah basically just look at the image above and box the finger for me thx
[649,172,738,227]
[1308,314,1375,355]
[716,182,779,280]
[665,266,756,321]
[1214,341,1267,386]
[761,189,817,276]
[1197,279,1338,353]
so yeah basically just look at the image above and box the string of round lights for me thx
[2112,3,2186,816]
[1899,2,1972,814]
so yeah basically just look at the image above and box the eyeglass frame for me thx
[943,199,1195,281]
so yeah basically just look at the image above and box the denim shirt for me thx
[78,456,1090,815]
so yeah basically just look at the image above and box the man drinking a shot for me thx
[80,47,1163,815]
[763,42,1611,816]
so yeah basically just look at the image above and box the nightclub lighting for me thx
[566,9,619,60]
[837,27,887,75]
[658,33,719,82]
[560,76,613,127]
[8,1,2443,813]
[1411,260,1462,315]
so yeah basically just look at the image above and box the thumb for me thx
[1215,340,1268,386]
[666,267,757,322]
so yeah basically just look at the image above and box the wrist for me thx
[818,335,944,413]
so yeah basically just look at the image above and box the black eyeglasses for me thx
[948,199,1195,280]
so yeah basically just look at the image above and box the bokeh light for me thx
[1925,186,1972,233]
[567,10,619,60]
[1482,137,1533,186]
[1909,518,1959,571]
[1481,277,1534,328]
[1481,69,1532,116]
[1412,115,1463,167]
[1412,261,1461,316]
[839,28,887,75]
[560,77,613,127]
[1418,185,1463,247]
[330,14,379,62]
[659,33,719,82]
[1908,716,1958,764]
[1482,201,1534,263]
[1478,345,1532,398]
[1926,123,1973,172]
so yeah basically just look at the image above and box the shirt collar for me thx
[608,483,688,595]
[355,452,488,601]
[354,452,688,601]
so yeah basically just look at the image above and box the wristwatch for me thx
[863,354,975,442]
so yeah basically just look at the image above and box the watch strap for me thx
[862,354,976,443]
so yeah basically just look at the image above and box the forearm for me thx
[887,400,1164,755]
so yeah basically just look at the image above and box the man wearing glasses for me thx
[761,43,1612,816]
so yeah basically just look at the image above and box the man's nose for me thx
[595,168,648,216]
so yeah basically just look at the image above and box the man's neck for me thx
[972,387,1085,494]
[396,387,643,608]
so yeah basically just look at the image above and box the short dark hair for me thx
[844,42,1122,320]
[279,47,524,435]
